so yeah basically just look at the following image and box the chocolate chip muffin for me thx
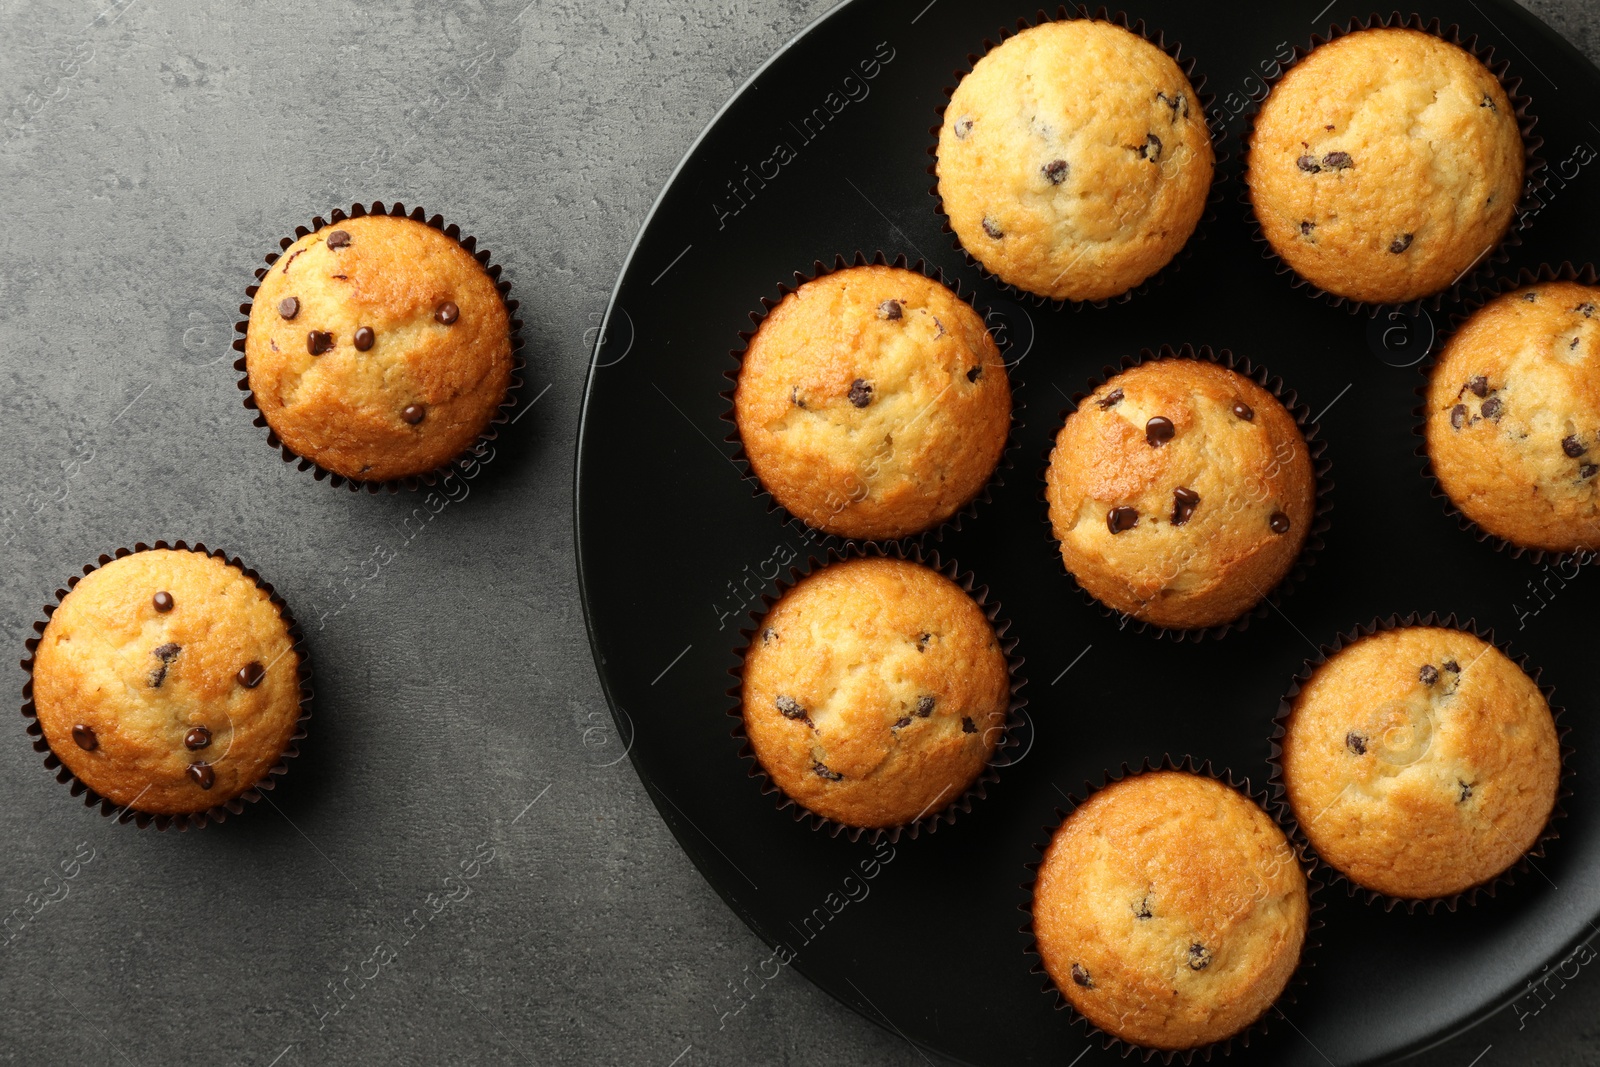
[1247,28,1523,305]
[1280,626,1560,900]
[1033,770,1309,1052]
[244,213,514,483]
[935,19,1213,303]
[1425,282,1600,554]
[1045,358,1315,630]
[741,556,1010,829]
[734,266,1010,540]
[29,548,304,816]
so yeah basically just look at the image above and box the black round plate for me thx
[575,2,1600,1063]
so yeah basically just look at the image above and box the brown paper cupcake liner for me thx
[1039,344,1334,642]
[232,200,526,494]
[726,540,1028,844]
[926,6,1224,311]
[1413,262,1600,566]
[719,251,1025,548]
[19,540,314,831]
[1020,755,1324,1063]
[1237,12,1546,318]
[1266,611,1573,914]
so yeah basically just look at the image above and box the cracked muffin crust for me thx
[1280,626,1560,900]
[734,266,1011,539]
[31,549,302,816]
[1033,770,1309,1052]
[1045,359,1315,630]
[1247,28,1523,305]
[935,19,1213,303]
[740,557,1009,829]
[1425,281,1600,553]
[244,214,514,482]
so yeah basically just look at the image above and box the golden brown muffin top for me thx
[31,549,303,815]
[936,19,1213,303]
[734,266,1010,540]
[1247,28,1522,304]
[1034,771,1309,1051]
[245,214,513,482]
[1280,626,1560,899]
[1045,359,1314,629]
[1425,282,1600,552]
[741,557,1009,829]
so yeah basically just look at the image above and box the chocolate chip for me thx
[1450,404,1468,429]
[813,762,843,782]
[1071,963,1093,988]
[848,379,872,408]
[435,301,460,325]
[236,661,265,689]
[1097,388,1124,410]
[1346,731,1368,755]
[1233,401,1254,421]
[761,628,774,645]
[1044,159,1070,184]
[1468,376,1489,398]
[1458,780,1474,802]
[1145,416,1175,447]
[1322,151,1353,170]
[1300,220,1315,236]
[353,326,375,351]
[982,217,1003,239]
[1389,233,1414,254]
[152,591,174,612]
[1139,133,1162,162]
[1582,464,1598,480]
[1107,506,1139,534]
[892,716,912,729]
[932,317,945,338]
[1420,664,1440,686]
[184,726,211,750]
[1188,943,1212,971]
[1269,511,1292,534]
[775,695,806,720]
[953,117,974,139]
[1157,90,1187,118]
[1572,338,1581,351]
[916,633,931,652]
[1482,396,1503,420]
[1579,303,1596,318]
[1296,154,1322,173]
[1524,292,1538,303]
[877,299,903,321]
[1564,435,1587,458]
[326,229,351,249]
[148,642,181,688]
[916,696,935,718]
[961,716,976,734]
[1443,660,1460,673]
[187,762,215,789]
[71,724,98,752]
[307,330,334,355]
[1134,897,1152,920]
[1171,487,1200,526]
[277,296,299,320]
[1480,93,1497,111]
[966,366,982,383]
[402,404,426,425]
[789,386,804,409]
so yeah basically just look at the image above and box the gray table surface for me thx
[2,1,1597,1064]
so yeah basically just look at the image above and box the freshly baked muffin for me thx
[1425,282,1600,553]
[734,266,1010,540]
[29,549,303,816]
[935,19,1213,303]
[1247,28,1523,305]
[740,557,1009,828]
[1033,770,1309,1051]
[1045,359,1315,630]
[244,213,514,483]
[1280,625,1561,900]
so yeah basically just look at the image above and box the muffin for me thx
[734,266,1010,539]
[244,212,514,483]
[1425,281,1600,553]
[1032,770,1309,1052]
[1045,358,1315,630]
[1279,625,1561,900]
[28,548,304,816]
[935,19,1213,303]
[740,556,1010,829]
[1247,28,1523,305]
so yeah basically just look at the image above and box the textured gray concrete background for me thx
[1,1,1597,1065]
